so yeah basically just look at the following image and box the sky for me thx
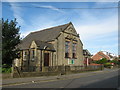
[2,1,118,55]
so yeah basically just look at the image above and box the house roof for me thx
[91,51,110,61]
[102,51,116,58]
[83,49,91,56]
[18,22,71,50]
[35,40,55,51]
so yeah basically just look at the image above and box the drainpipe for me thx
[40,50,42,71]
[21,50,23,71]
[52,52,53,67]
[57,39,58,66]
[28,50,30,71]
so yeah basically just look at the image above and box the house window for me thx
[65,41,70,58]
[23,51,27,61]
[31,50,35,61]
[72,43,77,58]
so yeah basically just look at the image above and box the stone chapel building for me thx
[15,22,84,72]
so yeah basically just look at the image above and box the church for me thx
[14,22,84,72]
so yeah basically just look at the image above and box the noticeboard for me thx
[68,59,74,64]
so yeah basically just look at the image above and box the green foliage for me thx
[92,61,99,64]
[2,64,11,68]
[95,61,101,64]
[99,58,108,64]
[2,18,21,66]
[1,64,12,73]
[0,67,2,73]
[110,60,120,65]
[92,58,120,68]
[2,67,12,73]
[92,58,110,68]
[92,58,108,64]
[104,63,112,68]
[117,61,120,65]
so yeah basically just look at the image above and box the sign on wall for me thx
[68,59,74,64]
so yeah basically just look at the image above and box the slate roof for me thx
[18,22,71,50]
[83,49,91,56]
[35,40,55,51]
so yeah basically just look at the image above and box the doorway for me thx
[44,53,49,66]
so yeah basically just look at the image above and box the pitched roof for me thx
[91,51,110,61]
[83,49,91,56]
[35,40,55,51]
[102,51,116,58]
[18,22,71,50]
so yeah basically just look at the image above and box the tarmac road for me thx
[2,68,119,89]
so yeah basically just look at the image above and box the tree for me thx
[110,60,120,65]
[2,18,21,67]
[0,20,2,67]
[92,58,108,64]
[99,58,108,64]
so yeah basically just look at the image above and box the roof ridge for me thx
[30,22,70,34]
[18,22,72,50]
[100,51,111,58]
[98,52,110,59]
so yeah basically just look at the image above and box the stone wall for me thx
[54,28,84,66]
[12,65,103,78]
[2,73,12,79]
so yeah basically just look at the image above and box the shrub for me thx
[104,63,112,68]
[92,58,108,65]
[2,64,11,68]
[99,58,108,64]
[2,67,12,73]
[0,67,2,73]
[110,60,120,65]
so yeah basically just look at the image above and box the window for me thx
[72,43,77,58]
[31,50,35,61]
[65,41,70,58]
[23,51,27,61]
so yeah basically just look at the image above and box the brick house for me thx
[14,22,84,72]
[91,51,116,61]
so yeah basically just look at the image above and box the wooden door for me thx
[44,53,49,66]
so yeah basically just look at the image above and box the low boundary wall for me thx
[12,65,104,78]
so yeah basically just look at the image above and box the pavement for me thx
[2,68,119,87]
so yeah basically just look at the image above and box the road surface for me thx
[2,69,119,89]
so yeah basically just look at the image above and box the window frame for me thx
[23,51,27,61]
[72,43,77,59]
[65,41,70,58]
[31,49,35,61]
